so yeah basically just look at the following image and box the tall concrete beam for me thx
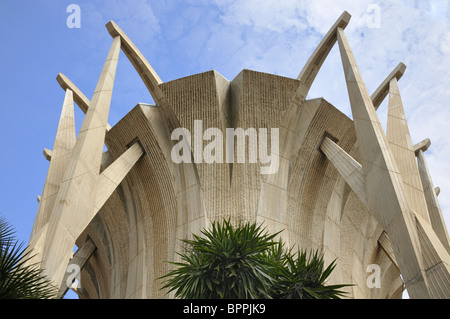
[37,36,122,288]
[58,238,97,298]
[56,72,111,131]
[336,26,431,298]
[386,77,430,224]
[320,136,367,207]
[417,149,450,253]
[30,89,76,242]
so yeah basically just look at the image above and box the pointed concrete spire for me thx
[57,72,112,131]
[321,63,408,210]
[336,26,432,298]
[386,77,430,223]
[30,88,76,240]
[417,149,450,253]
[57,73,91,115]
[39,36,123,287]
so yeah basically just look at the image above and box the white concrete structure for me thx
[28,11,450,299]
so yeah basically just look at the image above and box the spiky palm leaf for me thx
[267,248,350,299]
[0,217,56,299]
[161,219,351,299]
[161,219,280,299]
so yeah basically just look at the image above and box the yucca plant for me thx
[161,219,351,299]
[161,219,279,299]
[267,248,350,299]
[0,217,56,299]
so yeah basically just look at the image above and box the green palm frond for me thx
[0,217,56,299]
[161,219,279,299]
[267,248,351,299]
[160,219,352,299]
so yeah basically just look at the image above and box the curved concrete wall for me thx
[75,70,399,298]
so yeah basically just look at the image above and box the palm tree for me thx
[161,219,279,298]
[160,219,351,299]
[0,217,56,299]
[265,245,349,299]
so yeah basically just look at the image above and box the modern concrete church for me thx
[27,11,450,299]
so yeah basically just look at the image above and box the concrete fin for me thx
[371,62,406,110]
[297,11,351,90]
[386,78,430,223]
[413,138,431,155]
[105,20,183,135]
[337,26,430,298]
[57,238,97,298]
[287,11,352,114]
[57,73,111,131]
[94,142,144,212]
[435,187,440,196]
[417,150,450,253]
[415,214,450,298]
[378,231,399,270]
[30,88,76,239]
[39,36,121,288]
[43,148,52,161]
[320,136,368,208]
[106,21,164,104]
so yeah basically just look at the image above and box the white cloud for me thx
[100,0,160,40]
[215,0,308,33]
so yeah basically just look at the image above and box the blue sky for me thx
[0,0,449,298]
